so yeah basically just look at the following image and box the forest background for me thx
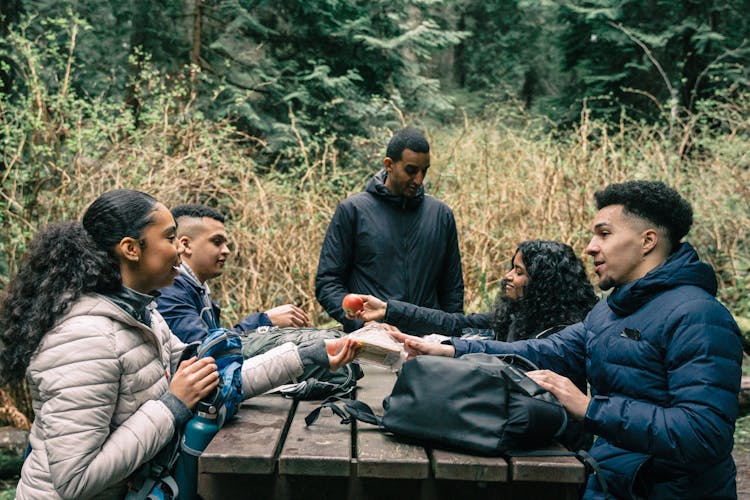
[0,0,749,493]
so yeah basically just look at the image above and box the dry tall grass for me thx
[2,94,750,421]
[2,101,748,331]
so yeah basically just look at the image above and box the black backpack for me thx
[306,352,609,497]
[240,326,364,400]
[307,353,567,455]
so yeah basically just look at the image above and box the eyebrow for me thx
[163,225,177,235]
[593,222,610,231]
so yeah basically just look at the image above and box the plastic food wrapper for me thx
[346,324,407,371]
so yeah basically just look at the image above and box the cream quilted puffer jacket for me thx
[16,294,304,499]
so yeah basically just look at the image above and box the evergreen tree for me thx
[557,0,750,123]
[193,0,466,153]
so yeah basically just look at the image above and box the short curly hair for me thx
[386,128,429,161]
[594,180,693,253]
[492,240,598,341]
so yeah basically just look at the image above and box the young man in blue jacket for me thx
[395,180,743,499]
[157,204,310,343]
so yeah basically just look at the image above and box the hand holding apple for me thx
[342,293,365,319]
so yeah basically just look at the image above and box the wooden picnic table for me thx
[198,364,586,499]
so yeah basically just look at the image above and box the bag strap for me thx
[125,429,182,500]
[304,397,382,427]
[575,450,610,499]
[505,449,609,499]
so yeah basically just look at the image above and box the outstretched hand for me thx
[355,295,387,322]
[325,338,361,371]
[169,356,219,410]
[265,304,310,327]
[526,370,590,420]
[388,331,455,359]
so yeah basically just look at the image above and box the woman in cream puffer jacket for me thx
[18,295,305,499]
[0,190,357,499]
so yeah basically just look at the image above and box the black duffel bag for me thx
[307,352,568,455]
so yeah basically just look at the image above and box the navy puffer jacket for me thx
[452,243,743,499]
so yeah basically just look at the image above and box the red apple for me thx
[342,294,364,316]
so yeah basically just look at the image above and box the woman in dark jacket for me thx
[354,239,598,451]
[354,240,598,340]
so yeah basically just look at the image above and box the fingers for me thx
[380,323,402,334]
[266,304,310,327]
[524,370,590,420]
[358,295,386,322]
[402,338,454,358]
[171,356,220,409]
[324,337,345,356]
[181,357,219,389]
[329,338,360,371]
[388,331,409,343]
[289,305,310,326]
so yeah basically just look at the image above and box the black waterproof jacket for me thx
[315,170,464,331]
[384,299,491,336]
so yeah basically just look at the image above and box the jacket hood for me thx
[607,242,717,316]
[60,294,154,333]
[365,169,424,210]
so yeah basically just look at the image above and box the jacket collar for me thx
[607,242,717,316]
[105,285,159,327]
[365,169,425,210]
[178,262,210,293]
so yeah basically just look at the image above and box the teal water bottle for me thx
[173,402,220,500]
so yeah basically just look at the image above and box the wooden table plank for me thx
[431,448,509,482]
[355,365,430,479]
[278,399,352,477]
[199,395,293,474]
[509,444,586,483]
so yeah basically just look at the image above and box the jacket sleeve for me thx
[241,342,305,397]
[315,203,363,330]
[451,322,588,386]
[385,299,491,336]
[156,284,208,343]
[31,325,176,499]
[584,300,742,464]
[436,209,464,314]
[234,312,273,333]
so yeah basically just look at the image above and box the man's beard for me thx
[598,276,616,291]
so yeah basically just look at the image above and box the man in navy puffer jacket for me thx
[396,181,743,499]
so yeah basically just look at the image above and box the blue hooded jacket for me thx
[451,243,742,499]
[157,266,272,343]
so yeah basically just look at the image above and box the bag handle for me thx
[304,397,382,427]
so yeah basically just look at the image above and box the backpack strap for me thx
[125,428,182,500]
[534,324,569,339]
[304,397,382,427]
[575,450,610,499]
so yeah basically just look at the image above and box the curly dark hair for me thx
[594,180,693,253]
[491,240,598,341]
[0,189,159,383]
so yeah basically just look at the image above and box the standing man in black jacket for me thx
[315,128,465,332]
